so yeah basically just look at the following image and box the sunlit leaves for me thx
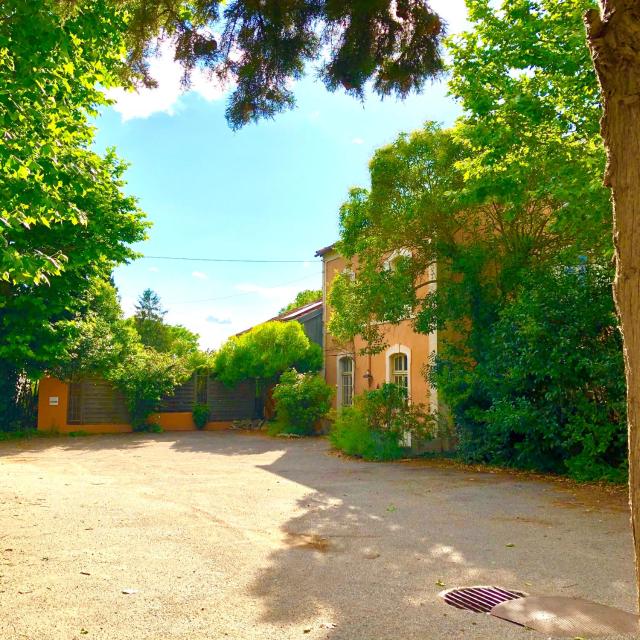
[0,1,147,390]
[0,0,147,286]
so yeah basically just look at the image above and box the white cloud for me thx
[429,0,470,34]
[192,271,208,280]
[105,41,230,121]
[148,266,159,273]
[309,110,321,121]
[206,315,232,325]
[352,137,365,145]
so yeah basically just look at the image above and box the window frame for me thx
[337,355,355,408]
[385,344,411,402]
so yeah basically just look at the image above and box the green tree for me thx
[0,0,147,423]
[134,289,166,321]
[448,0,609,259]
[279,289,322,314]
[52,280,207,431]
[328,2,620,483]
[53,279,141,380]
[131,289,200,355]
[328,120,598,355]
[437,262,626,482]
[57,0,446,129]
[0,0,147,286]
[214,321,321,387]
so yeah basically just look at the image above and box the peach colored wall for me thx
[323,251,434,410]
[38,377,71,431]
[37,378,236,434]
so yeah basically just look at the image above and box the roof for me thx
[314,243,337,257]
[233,299,322,337]
[277,299,322,321]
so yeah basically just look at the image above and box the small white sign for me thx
[49,396,59,406]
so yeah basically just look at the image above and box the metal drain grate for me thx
[440,586,528,614]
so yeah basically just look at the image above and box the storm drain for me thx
[440,586,528,614]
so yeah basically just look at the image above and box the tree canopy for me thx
[214,320,322,387]
[1,0,147,287]
[58,0,446,129]
[325,0,625,481]
[279,289,322,314]
[131,289,200,355]
[0,0,148,422]
[329,0,610,353]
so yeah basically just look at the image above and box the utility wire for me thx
[142,255,320,264]
[167,271,322,305]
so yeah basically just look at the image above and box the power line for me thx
[167,271,322,305]
[142,255,320,264]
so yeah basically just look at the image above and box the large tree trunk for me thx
[585,0,640,609]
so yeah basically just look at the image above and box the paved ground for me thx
[0,432,635,640]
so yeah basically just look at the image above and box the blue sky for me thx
[94,0,468,349]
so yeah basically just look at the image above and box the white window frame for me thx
[385,344,412,447]
[385,344,411,400]
[390,352,409,396]
[383,248,412,272]
[336,354,355,408]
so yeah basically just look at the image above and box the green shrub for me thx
[434,263,627,482]
[135,422,163,433]
[330,384,435,460]
[330,406,405,460]
[107,348,191,431]
[0,429,43,441]
[271,369,333,435]
[192,403,210,429]
[214,321,322,387]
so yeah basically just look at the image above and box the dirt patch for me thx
[285,532,332,552]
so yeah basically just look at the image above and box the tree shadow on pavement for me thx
[241,437,635,639]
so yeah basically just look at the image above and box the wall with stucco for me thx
[322,250,439,412]
[37,378,237,434]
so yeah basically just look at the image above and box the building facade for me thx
[317,244,447,449]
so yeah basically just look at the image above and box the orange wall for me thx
[323,251,437,411]
[38,378,235,434]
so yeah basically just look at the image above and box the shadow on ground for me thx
[0,431,634,639]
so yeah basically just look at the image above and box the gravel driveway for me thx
[0,432,634,639]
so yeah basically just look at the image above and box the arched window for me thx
[338,356,354,407]
[385,345,411,401]
[391,353,409,398]
[383,247,412,272]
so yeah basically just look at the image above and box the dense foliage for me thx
[330,384,434,461]
[436,264,626,481]
[327,0,623,480]
[131,289,200,355]
[192,403,210,429]
[214,321,322,387]
[0,1,147,426]
[270,370,333,436]
[57,0,445,129]
[52,282,209,431]
[109,348,193,431]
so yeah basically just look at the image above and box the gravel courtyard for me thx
[0,432,635,640]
